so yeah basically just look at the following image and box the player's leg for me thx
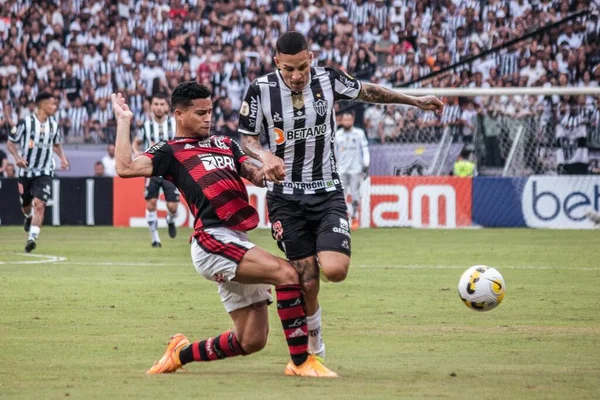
[349,174,362,230]
[267,193,325,357]
[315,191,352,283]
[144,177,161,247]
[340,173,353,219]
[24,176,52,252]
[162,180,180,239]
[18,178,33,233]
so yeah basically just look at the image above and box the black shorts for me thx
[144,177,180,202]
[267,190,351,260]
[18,175,53,207]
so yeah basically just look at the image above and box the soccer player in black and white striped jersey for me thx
[240,32,444,360]
[6,92,70,253]
[132,92,180,247]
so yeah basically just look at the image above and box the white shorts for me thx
[191,227,272,313]
[341,173,363,203]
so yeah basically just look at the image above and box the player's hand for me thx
[262,153,286,183]
[60,157,70,170]
[111,93,134,121]
[361,166,369,179]
[16,157,28,168]
[416,96,444,113]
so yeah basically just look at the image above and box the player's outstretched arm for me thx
[112,93,153,178]
[357,83,444,113]
[241,134,285,183]
[240,158,266,188]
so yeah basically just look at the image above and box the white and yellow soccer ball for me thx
[458,265,505,312]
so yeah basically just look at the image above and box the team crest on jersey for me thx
[313,99,328,117]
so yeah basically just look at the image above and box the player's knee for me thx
[33,201,45,213]
[147,199,158,211]
[239,332,268,355]
[322,264,349,282]
[276,261,300,286]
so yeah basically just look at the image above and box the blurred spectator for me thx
[0,148,7,175]
[93,161,105,177]
[3,163,16,178]
[452,148,477,177]
[101,144,116,177]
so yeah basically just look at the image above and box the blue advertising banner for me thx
[472,177,527,228]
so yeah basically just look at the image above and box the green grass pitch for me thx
[1,227,599,399]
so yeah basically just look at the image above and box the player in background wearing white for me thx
[335,111,369,230]
[132,93,179,247]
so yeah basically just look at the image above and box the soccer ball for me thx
[458,265,505,312]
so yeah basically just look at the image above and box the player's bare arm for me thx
[241,134,285,183]
[6,140,27,168]
[132,136,144,156]
[52,143,69,170]
[112,93,153,178]
[240,158,266,187]
[358,83,444,112]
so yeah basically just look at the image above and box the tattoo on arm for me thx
[241,135,267,162]
[241,159,264,187]
[358,82,418,106]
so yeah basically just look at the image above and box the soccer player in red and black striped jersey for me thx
[111,82,337,378]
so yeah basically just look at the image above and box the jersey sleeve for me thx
[142,141,173,177]
[238,80,263,136]
[326,67,362,101]
[53,125,63,145]
[229,138,249,172]
[9,120,26,143]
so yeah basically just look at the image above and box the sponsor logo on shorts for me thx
[333,218,351,237]
[213,273,226,283]
[309,327,321,337]
[272,221,284,241]
[206,337,214,356]
[341,239,350,250]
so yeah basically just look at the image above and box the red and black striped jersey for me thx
[142,135,259,234]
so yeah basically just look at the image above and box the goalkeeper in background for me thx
[335,111,370,230]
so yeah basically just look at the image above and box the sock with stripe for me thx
[146,210,160,243]
[276,284,309,366]
[179,330,245,365]
[28,226,40,241]
[23,209,33,218]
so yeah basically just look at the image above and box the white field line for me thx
[0,253,67,265]
[1,255,598,271]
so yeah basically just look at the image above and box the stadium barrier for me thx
[2,175,599,229]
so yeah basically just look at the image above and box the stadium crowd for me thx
[0,0,598,151]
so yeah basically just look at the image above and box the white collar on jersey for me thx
[276,68,313,93]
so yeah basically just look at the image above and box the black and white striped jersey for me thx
[137,116,177,150]
[9,114,62,178]
[239,67,362,195]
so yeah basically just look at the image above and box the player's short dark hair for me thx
[460,148,472,159]
[151,92,169,102]
[35,92,54,105]
[276,31,308,55]
[171,81,212,110]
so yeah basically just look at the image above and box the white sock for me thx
[307,307,325,356]
[28,225,40,241]
[166,210,178,224]
[146,210,160,243]
[23,209,33,218]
